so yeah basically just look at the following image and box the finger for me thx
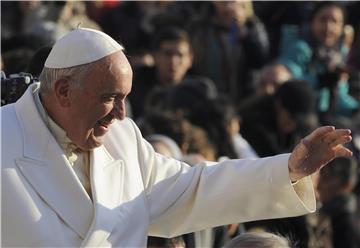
[329,135,353,147]
[306,126,335,143]
[322,129,352,144]
[334,146,353,157]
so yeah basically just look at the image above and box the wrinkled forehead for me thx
[89,52,133,92]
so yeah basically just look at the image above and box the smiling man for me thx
[40,49,132,150]
[1,28,353,247]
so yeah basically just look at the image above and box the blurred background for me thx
[1,1,360,247]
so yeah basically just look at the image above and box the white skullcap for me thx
[45,28,123,68]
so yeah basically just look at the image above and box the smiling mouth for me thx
[97,116,115,129]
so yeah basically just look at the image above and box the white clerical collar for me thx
[34,86,92,197]
[34,88,79,155]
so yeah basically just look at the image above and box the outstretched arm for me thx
[288,126,353,182]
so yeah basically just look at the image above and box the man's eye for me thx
[103,96,116,102]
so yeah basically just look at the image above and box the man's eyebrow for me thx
[101,92,116,96]
[102,91,129,98]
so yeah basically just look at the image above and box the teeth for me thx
[98,118,114,127]
[98,120,108,126]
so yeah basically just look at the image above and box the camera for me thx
[1,71,38,106]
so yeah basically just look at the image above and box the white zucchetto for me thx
[45,27,124,69]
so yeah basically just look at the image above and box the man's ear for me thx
[54,79,71,107]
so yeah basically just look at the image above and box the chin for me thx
[78,138,103,151]
[91,136,106,148]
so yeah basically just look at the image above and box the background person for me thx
[308,157,360,248]
[223,231,291,248]
[128,27,197,120]
[189,0,269,106]
[279,1,359,127]
[239,80,319,157]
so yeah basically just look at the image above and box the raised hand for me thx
[288,126,353,182]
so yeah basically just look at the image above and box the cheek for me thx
[311,19,324,34]
[331,26,343,38]
[184,58,192,68]
[85,105,113,125]
[97,104,114,118]
[313,25,323,39]
[178,60,191,72]
[236,8,247,20]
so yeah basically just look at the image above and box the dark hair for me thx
[2,48,34,75]
[147,236,185,248]
[309,1,347,24]
[166,80,238,159]
[26,45,53,77]
[275,80,316,117]
[275,80,318,135]
[151,27,191,51]
[320,156,358,187]
[137,111,190,150]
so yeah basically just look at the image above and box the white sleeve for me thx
[130,120,316,238]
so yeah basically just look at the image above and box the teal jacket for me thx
[279,25,358,117]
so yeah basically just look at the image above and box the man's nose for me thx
[112,99,126,120]
[169,53,182,65]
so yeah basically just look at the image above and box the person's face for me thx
[275,101,297,135]
[154,40,193,85]
[212,1,248,27]
[311,5,344,47]
[259,65,292,95]
[64,51,132,150]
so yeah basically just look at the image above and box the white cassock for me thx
[1,84,315,247]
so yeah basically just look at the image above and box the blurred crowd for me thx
[1,1,360,247]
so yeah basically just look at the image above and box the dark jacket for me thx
[189,16,269,105]
[321,193,360,248]
[238,95,298,157]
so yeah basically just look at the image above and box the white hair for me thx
[146,134,183,160]
[39,62,94,94]
[224,232,291,248]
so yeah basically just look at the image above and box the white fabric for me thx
[1,84,316,247]
[45,28,123,68]
[232,133,259,159]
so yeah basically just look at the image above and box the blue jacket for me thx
[279,25,358,116]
